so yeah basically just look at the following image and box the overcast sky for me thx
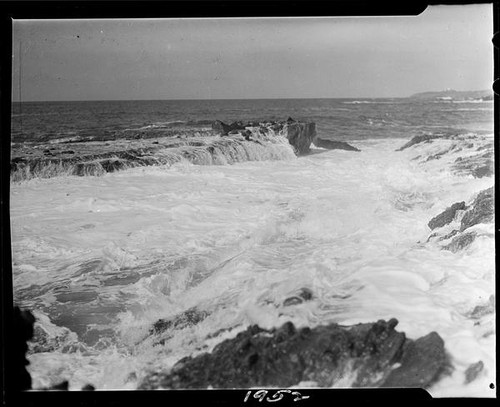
[12,4,493,101]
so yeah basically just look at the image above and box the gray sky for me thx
[12,4,493,101]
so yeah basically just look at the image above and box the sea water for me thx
[10,98,495,396]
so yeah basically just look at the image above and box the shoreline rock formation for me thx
[139,319,448,390]
[314,137,361,152]
[10,119,314,181]
[11,118,364,181]
[426,187,494,252]
[396,133,493,179]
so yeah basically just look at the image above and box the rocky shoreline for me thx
[426,186,494,253]
[10,118,361,181]
[139,319,448,390]
[396,132,493,179]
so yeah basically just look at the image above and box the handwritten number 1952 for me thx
[244,389,310,403]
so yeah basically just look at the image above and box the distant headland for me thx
[409,89,493,101]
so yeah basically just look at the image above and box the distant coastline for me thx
[409,89,493,101]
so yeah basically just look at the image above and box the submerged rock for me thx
[464,361,484,384]
[428,201,466,230]
[396,134,441,151]
[314,138,361,152]
[282,287,313,307]
[139,319,447,390]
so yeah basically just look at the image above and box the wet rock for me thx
[464,361,484,384]
[460,187,494,231]
[139,319,447,390]
[470,295,495,319]
[12,306,35,391]
[382,332,446,388]
[314,138,361,152]
[151,307,210,336]
[428,201,466,230]
[438,229,459,241]
[282,122,317,155]
[212,120,246,135]
[212,120,232,135]
[283,287,313,307]
[29,322,77,354]
[396,134,441,151]
[443,231,477,253]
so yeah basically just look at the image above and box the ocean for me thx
[9,98,495,396]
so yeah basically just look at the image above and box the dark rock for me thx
[470,295,495,319]
[282,122,317,155]
[464,361,484,384]
[314,138,361,152]
[243,129,252,141]
[229,121,246,131]
[382,332,446,388]
[47,381,69,391]
[212,120,231,135]
[139,319,447,390]
[396,134,441,151]
[460,187,494,231]
[12,306,36,391]
[443,231,477,253]
[151,307,210,336]
[212,120,247,135]
[61,150,75,154]
[428,201,466,230]
[439,229,459,241]
[283,288,313,307]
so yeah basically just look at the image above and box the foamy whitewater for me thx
[10,99,495,396]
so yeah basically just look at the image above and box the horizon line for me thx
[11,89,492,104]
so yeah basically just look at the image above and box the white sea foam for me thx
[11,137,494,395]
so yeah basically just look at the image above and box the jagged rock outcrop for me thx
[428,201,466,230]
[282,122,317,155]
[443,231,477,253]
[314,138,361,152]
[460,187,494,231]
[139,319,447,390]
[396,133,493,180]
[427,187,494,252]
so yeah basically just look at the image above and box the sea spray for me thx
[12,134,494,395]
